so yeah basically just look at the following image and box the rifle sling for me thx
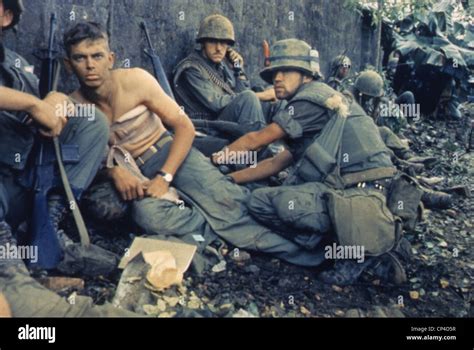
[53,137,90,246]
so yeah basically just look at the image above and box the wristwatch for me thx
[158,170,173,183]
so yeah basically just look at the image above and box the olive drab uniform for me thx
[172,49,266,131]
[0,1,136,316]
[0,48,38,172]
[247,80,400,260]
[172,14,268,147]
[347,70,413,159]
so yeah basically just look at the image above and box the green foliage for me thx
[344,0,436,24]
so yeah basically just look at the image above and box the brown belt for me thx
[135,135,173,166]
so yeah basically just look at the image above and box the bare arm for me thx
[217,122,286,158]
[0,86,65,133]
[229,150,293,184]
[126,69,194,198]
[255,88,277,102]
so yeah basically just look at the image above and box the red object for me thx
[263,40,271,67]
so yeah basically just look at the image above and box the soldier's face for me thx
[65,38,115,89]
[203,40,229,64]
[273,70,308,100]
[337,65,350,79]
[0,2,14,29]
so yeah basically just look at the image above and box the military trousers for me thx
[132,144,326,267]
[0,112,109,226]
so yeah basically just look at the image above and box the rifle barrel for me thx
[141,21,155,53]
[47,13,57,93]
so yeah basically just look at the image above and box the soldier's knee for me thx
[82,181,129,222]
[131,198,166,232]
[238,90,260,106]
[247,189,271,215]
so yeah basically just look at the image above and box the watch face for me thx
[163,173,173,183]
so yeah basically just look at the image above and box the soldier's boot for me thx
[47,194,74,249]
[48,194,120,276]
[368,252,407,285]
[318,259,373,286]
[421,189,453,209]
[82,180,129,222]
[366,237,411,285]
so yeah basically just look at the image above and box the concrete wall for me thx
[4,0,378,92]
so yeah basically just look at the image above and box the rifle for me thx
[30,13,90,269]
[141,21,175,99]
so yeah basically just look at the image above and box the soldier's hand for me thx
[27,100,60,131]
[255,87,277,102]
[109,167,145,201]
[227,48,244,69]
[38,117,67,138]
[29,92,70,137]
[143,176,169,199]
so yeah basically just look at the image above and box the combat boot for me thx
[318,259,373,286]
[47,194,73,249]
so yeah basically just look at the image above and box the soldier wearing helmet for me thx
[212,40,403,286]
[347,69,416,160]
[327,54,352,92]
[173,14,276,148]
[349,70,452,210]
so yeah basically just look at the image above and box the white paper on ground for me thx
[119,237,197,273]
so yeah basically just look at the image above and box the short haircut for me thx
[63,22,109,57]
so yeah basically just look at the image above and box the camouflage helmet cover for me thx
[259,38,322,84]
[354,70,384,97]
[196,14,235,45]
[331,55,352,71]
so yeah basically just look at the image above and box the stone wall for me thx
[4,0,378,92]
